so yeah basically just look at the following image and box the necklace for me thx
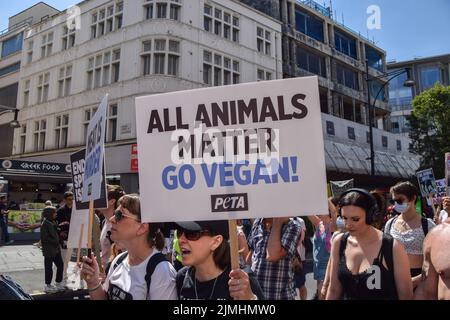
[194,272,219,300]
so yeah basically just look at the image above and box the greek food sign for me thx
[135,77,328,222]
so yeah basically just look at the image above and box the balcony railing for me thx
[0,18,33,37]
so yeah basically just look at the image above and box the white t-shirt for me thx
[103,250,178,300]
[439,210,449,224]
[100,221,112,270]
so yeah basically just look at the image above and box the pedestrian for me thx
[326,189,413,300]
[56,191,74,249]
[414,197,450,300]
[306,199,337,299]
[80,194,177,300]
[0,195,14,246]
[40,206,66,293]
[384,182,436,292]
[175,220,264,300]
[248,217,302,300]
[98,185,125,271]
[293,217,307,300]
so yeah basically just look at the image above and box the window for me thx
[257,69,272,81]
[87,48,121,89]
[326,121,335,135]
[348,127,355,140]
[382,136,388,148]
[389,70,413,107]
[107,104,118,142]
[26,40,33,64]
[203,50,239,86]
[365,45,383,71]
[334,29,357,59]
[336,64,359,90]
[204,4,239,43]
[91,2,123,39]
[141,39,180,76]
[62,25,76,50]
[257,27,271,55]
[40,32,53,59]
[295,10,324,42]
[55,114,69,149]
[83,107,98,142]
[23,80,31,107]
[0,62,20,77]
[37,72,50,103]
[20,124,27,154]
[58,65,72,98]
[420,66,441,90]
[369,80,386,101]
[396,140,402,151]
[296,47,326,77]
[144,0,181,20]
[33,119,47,152]
[1,33,23,58]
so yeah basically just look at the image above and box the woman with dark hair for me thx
[385,181,436,292]
[326,189,412,300]
[80,194,177,300]
[175,220,264,300]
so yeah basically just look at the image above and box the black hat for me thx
[175,220,229,240]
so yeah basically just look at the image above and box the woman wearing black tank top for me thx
[326,189,413,300]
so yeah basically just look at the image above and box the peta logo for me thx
[211,194,248,212]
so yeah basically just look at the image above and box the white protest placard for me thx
[135,77,328,223]
[82,95,108,202]
[67,203,89,249]
[416,168,437,197]
[433,179,447,205]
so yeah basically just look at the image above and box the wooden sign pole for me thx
[228,220,240,271]
[76,223,84,264]
[87,200,94,258]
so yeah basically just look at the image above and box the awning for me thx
[324,140,420,178]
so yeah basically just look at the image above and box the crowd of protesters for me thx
[2,179,449,300]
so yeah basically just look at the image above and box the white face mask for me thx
[395,202,409,214]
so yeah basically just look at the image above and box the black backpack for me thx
[111,252,168,294]
[0,275,33,300]
[385,216,429,237]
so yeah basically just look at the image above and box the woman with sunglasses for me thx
[80,194,178,300]
[175,220,264,300]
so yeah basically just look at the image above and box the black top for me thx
[176,266,265,300]
[338,232,398,300]
[56,205,72,232]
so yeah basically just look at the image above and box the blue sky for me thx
[1,0,449,62]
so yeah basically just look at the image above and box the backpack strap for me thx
[144,252,168,295]
[380,234,394,273]
[421,218,429,237]
[385,216,398,235]
[112,252,129,271]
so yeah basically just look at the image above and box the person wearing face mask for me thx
[384,182,436,292]
[326,189,412,300]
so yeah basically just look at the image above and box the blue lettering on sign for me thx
[85,146,101,180]
[161,156,300,190]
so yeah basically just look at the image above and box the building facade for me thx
[10,0,282,195]
[241,0,420,186]
[388,54,450,135]
[0,2,60,158]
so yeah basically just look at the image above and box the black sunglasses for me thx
[176,227,211,241]
[114,209,140,223]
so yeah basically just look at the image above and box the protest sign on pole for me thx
[67,203,89,249]
[82,94,108,253]
[135,77,328,223]
[433,179,447,205]
[70,148,107,210]
[330,179,354,198]
[445,153,450,196]
[416,168,437,197]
